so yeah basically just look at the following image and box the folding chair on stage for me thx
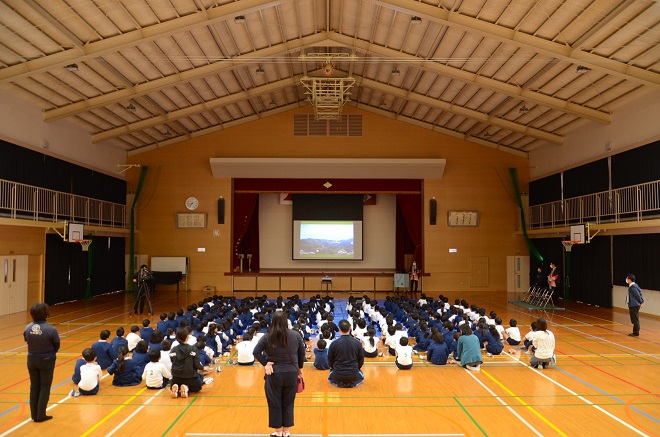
[538,288,555,308]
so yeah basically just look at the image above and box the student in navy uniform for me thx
[107,346,141,386]
[131,340,150,376]
[24,302,60,423]
[483,325,504,356]
[91,329,115,370]
[157,313,169,336]
[140,319,154,344]
[426,332,449,365]
[327,320,365,388]
[313,339,330,370]
[149,330,164,355]
[111,327,128,358]
[626,274,644,337]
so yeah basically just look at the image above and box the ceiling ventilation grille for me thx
[293,115,362,137]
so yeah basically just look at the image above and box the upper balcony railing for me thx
[528,180,660,230]
[0,178,127,229]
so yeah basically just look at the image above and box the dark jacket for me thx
[107,358,141,386]
[628,283,644,307]
[170,343,204,378]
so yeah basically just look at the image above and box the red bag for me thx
[296,375,305,393]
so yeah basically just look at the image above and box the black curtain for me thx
[611,140,660,188]
[529,173,562,206]
[570,236,612,307]
[90,237,126,296]
[563,159,608,198]
[613,234,660,291]
[45,234,88,305]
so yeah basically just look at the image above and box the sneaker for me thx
[378,352,384,357]
[542,362,548,369]
[222,352,230,357]
[203,377,214,385]
[69,390,80,397]
[466,364,480,371]
[486,352,493,357]
[550,354,557,366]
[180,384,189,398]
[170,384,179,398]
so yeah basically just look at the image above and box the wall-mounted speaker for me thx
[429,198,437,225]
[218,197,224,224]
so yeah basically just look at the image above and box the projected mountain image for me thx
[299,238,354,257]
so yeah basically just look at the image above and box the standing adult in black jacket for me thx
[24,303,60,423]
[327,319,364,388]
[626,274,644,337]
[254,311,305,437]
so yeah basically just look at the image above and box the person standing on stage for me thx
[409,260,421,293]
[626,274,644,337]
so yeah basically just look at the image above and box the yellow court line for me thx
[480,369,569,437]
[80,386,148,437]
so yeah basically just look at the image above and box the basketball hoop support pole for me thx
[51,221,69,241]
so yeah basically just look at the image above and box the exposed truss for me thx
[300,77,356,120]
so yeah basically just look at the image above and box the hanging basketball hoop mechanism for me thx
[76,239,93,252]
[561,240,579,252]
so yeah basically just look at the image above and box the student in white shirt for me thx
[383,326,400,356]
[143,349,172,389]
[530,318,556,369]
[236,331,256,365]
[160,339,173,371]
[503,319,522,349]
[126,325,141,352]
[71,348,103,397]
[395,337,413,370]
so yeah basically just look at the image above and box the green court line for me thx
[453,397,488,436]
[161,395,199,437]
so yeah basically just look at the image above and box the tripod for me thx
[132,279,153,316]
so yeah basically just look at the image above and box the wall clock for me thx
[185,196,199,211]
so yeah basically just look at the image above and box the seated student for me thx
[131,340,150,376]
[149,330,164,355]
[522,321,539,353]
[111,327,128,358]
[169,328,209,398]
[456,324,483,371]
[383,325,399,356]
[530,318,556,369]
[325,314,339,338]
[426,332,449,366]
[361,327,382,358]
[235,331,256,365]
[107,346,141,387]
[313,339,330,370]
[70,348,102,397]
[352,318,368,340]
[395,337,414,370]
[327,320,365,388]
[503,319,522,350]
[160,339,173,372]
[413,321,431,352]
[157,313,169,336]
[92,329,115,370]
[126,325,141,352]
[484,325,504,356]
[493,317,505,338]
[143,349,172,389]
[140,319,154,344]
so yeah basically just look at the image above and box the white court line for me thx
[0,374,112,436]
[462,367,545,437]
[502,350,650,437]
[104,388,164,437]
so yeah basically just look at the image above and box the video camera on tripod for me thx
[138,266,153,282]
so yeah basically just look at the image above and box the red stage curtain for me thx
[396,194,423,270]
[232,193,258,271]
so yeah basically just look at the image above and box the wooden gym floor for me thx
[0,290,658,437]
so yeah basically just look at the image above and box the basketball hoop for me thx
[561,240,579,252]
[76,239,92,252]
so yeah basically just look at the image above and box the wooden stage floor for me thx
[0,291,658,437]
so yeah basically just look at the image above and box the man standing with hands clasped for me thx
[626,274,644,337]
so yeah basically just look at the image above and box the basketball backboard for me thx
[570,224,585,244]
[68,222,84,242]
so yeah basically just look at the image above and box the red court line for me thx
[0,356,78,393]
[555,347,653,394]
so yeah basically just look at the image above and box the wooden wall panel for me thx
[127,107,529,294]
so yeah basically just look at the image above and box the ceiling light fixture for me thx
[391,67,400,76]
[411,16,422,25]
[576,65,591,74]
[255,67,265,75]
[164,130,173,138]
[125,103,136,112]
[64,63,79,72]
[234,16,246,24]
[519,104,530,114]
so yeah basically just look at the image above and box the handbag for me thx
[296,374,305,393]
